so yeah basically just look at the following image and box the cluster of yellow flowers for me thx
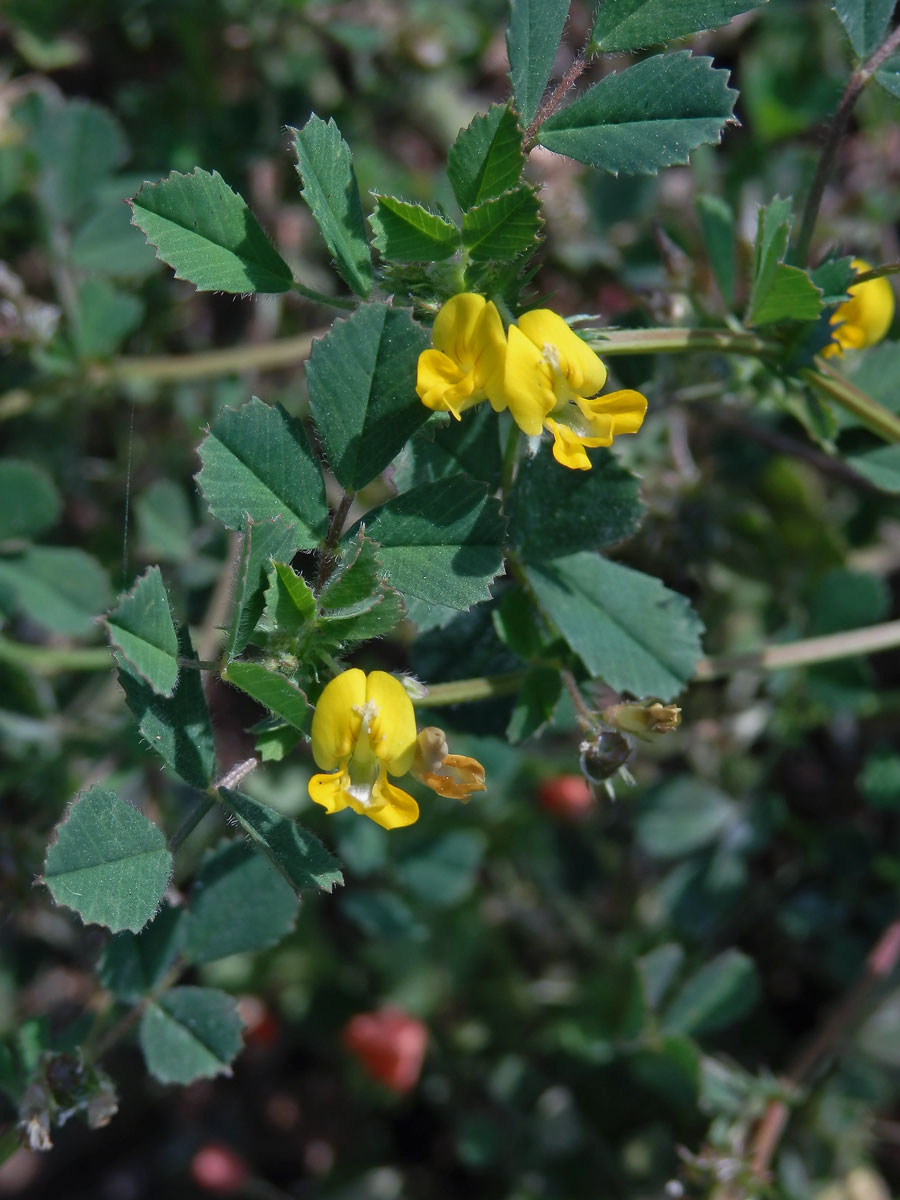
[308,668,485,829]
[415,293,648,470]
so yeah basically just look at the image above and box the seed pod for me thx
[579,731,632,783]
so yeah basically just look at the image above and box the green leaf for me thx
[43,787,172,934]
[591,0,766,53]
[197,398,327,545]
[637,943,685,1011]
[746,194,793,321]
[810,255,856,305]
[507,0,572,126]
[748,263,823,326]
[30,95,128,221]
[130,168,294,294]
[0,461,60,542]
[217,788,343,893]
[394,405,503,491]
[370,195,460,262]
[184,841,300,964]
[359,476,506,609]
[508,443,644,560]
[538,52,737,176]
[289,115,373,297]
[99,904,185,1001]
[70,188,160,279]
[221,661,311,731]
[461,186,542,261]
[875,53,900,97]
[696,194,736,306]
[117,626,216,790]
[70,278,144,359]
[833,0,896,58]
[317,532,383,610]
[524,552,704,699]
[306,304,431,490]
[846,444,900,492]
[139,987,245,1085]
[662,950,760,1036]
[447,105,526,211]
[261,561,316,637]
[316,533,406,646]
[636,776,736,858]
[506,666,562,743]
[0,546,111,636]
[105,567,179,698]
[396,831,487,907]
[135,480,194,562]
[340,889,426,940]
[226,518,302,658]
[847,340,900,413]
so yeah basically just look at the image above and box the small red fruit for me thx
[341,1008,427,1093]
[537,773,594,819]
[190,1144,249,1193]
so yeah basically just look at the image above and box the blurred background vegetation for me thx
[3,1,900,1197]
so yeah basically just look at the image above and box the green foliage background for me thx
[3,1,900,1198]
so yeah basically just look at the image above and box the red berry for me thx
[537,774,594,819]
[190,1144,249,1193]
[342,1008,427,1093]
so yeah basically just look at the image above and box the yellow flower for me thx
[416,293,507,419]
[502,310,647,470]
[308,669,419,829]
[824,259,895,358]
[308,670,486,829]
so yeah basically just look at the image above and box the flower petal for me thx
[473,300,508,411]
[365,671,417,775]
[419,753,486,802]
[518,310,608,396]
[308,770,352,814]
[504,324,554,435]
[368,776,420,828]
[432,293,488,360]
[546,419,594,469]
[416,349,480,418]
[580,388,648,437]
[310,668,366,770]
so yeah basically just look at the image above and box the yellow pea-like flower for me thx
[415,292,507,419]
[503,310,647,470]
[308,670,486,829]
[824,259,894,358]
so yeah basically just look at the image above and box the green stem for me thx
[291,281,357,310]
[582,327,780,358]
[804,363,900,443]
[412,671,528,707]
[794,21,900,265]
[0,635,112,675]
[414,619,900,704]
[500,420,523,498]
[91,330,327,385]
[169,795,216,852]
[849,262,900,285]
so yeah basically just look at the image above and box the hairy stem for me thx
[794,21,900,265]
[524,53,589,148]
[748,920,900,1182]
[316,491,355,591]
